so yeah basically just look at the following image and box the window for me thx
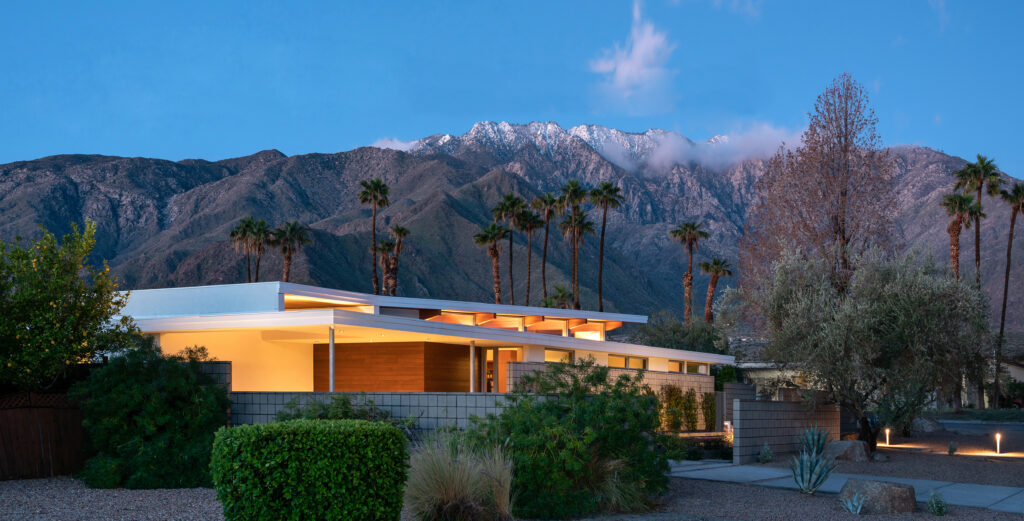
[544,348,573,363]
[686,362,708,374]
[668,361,683,373]
[628,357,647,369]
[608,355,626,368]
[608,355,646,369]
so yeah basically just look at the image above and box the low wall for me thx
[716,382,755,431]
[0,393,87,480]
[231,392,510,430]
[732,399,840,465]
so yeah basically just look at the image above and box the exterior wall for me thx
[157,330,313,392]
[506,361,714,396]
[732,399,840,465]
[716,382,755,429]
[313,342,470,392]
[197,361,233,392]
[231,391,508,430]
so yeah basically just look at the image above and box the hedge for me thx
[210,419,408,521]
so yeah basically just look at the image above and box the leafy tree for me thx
[669,222,709,323]
[698,258,733,323]
[940,193,982,282]
[358,178,391,295]
[516,210,543,306]
[627,311,724,354]
[491,193,526,305]
[531,193,561,300]
[995,182,1024,406]
[270,221,312,282]
[474,223,508,304]
[0,221,136,391]
[952,154,1004,288]
[589,181,624,312]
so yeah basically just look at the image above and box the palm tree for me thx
[473,223,509,304]
[249,218,271,282]
[698,258,733,323]
[994,182,1024,407]
[517,211,544,306]
[589,182,624,312]
[531,193,560,300]
[388,225,410,296]
[559,180,590,308]
[230,216,256,282]
[670,222,710,323]
[940,193,982,282]
[953,155,1004,288]
[270,221,312,282]
[491,193,526,305]
[358,178,391,294]
[376,239,397,296]
[541,285,574,309]
[558,211,595,309]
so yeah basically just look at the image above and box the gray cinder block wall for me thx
[716,382,755,431]
[732,399,840,465]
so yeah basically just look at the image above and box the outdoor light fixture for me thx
[885,428,890,446]
[996,433,1001,454]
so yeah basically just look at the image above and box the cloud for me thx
[712,0,762,17]
[370,137,419,152]
[646,123,801,171]
[589,0,676,114]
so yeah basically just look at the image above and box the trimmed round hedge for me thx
[210,419,408,521]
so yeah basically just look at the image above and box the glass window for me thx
[628,357,647,370]
[608,355,626,368]
[668,361,683,372]
[544,349,573,363]
[686,362,701,374]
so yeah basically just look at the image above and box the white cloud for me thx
[589,0,676,114]
[370,137,419,152]
[646,123,801,171]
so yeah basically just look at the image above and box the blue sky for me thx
[2,1,1022,174]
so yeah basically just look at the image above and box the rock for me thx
[840,432,860,441]
[839,478,917,514]
[823,440,870,462]
[911,417,945,434]
[872,452,889,462]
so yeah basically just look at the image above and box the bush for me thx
[276,393,418,439]
[713,365,737,391]
[928,490,949,516]
[211,419,407,521]
[658,434,700,461]
[681,389,699,431]
[467,358,667,519]
[404,436,512,521]
[700,392,716,431]
[758,443,774,464]
[659,385,684,431]
[69,340,229,488]
[628,311,725,353]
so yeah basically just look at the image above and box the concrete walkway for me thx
[669,460,1024,514]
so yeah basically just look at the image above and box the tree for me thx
[698,258,733,323]
[249,218,271,282]
[388,225,410,296]
[531,193,561,300]
[230,216,256,283]
[559,180,590,308]
[995,182,1024,407]
[753,250,989,448]
[376,239,397,297]
[491,193,526,305]
[558,212,594,310]
[270,221,312,283]
[589,182,624,312]
[740,73,896,299]
[628,311,723,354]
[0,221,136,390]
[517,211,544,306]
[541,285,574,309]
[953,155,1004,288]
[940,193,981,282]
[669,222,709,323]
[358,178,391,295]
[474,223,509,304]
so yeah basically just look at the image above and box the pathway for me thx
[669,460,1024,514]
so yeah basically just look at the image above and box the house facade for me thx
[122,282,733,394]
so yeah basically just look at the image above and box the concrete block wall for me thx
[717,382,755,428]
[732,399,840,465]
[197,361,232,392]
[231,392,509,431]
[507,362,714,395]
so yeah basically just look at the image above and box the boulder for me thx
[911,417,945,434]
[823,440,869,462]
[839,479,917,514]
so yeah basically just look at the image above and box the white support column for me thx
[492,347,501,394]
[328,326,335,393]
[469,341,477,392]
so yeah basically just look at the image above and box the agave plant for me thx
[840,492,864,514]
[790,449,837,495]
[798,425,830,457]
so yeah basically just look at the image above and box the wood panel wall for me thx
[313,342,470,392]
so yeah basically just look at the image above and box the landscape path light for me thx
[996,433,1001,454]
[884,427,890,446]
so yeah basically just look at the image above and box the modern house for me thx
[121,282,733,393]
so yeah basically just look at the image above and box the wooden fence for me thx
[0,393,88,480]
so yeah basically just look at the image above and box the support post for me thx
[469,341,477,392]
[492,347,501,394]
[328,326,335,393]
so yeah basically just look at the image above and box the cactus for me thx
[797,425,830,457]
[928,490,948,516]
[789,449,837,495]
[758,443,774,464]
[840,492,864,514]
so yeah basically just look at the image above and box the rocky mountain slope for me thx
[0,121,1020,330]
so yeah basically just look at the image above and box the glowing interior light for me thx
[996,433,1001,454]
[885,428,890,446]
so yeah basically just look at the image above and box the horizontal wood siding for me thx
[314,342,469,392]
[424,343,470,392]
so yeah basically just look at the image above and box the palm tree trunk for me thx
[282,251,292,282]
[371,205,379,295]
[392,248,401,297]
[541,218,550,299]
[684,244,694,323]
[254,250,262,282]
[948,218,961,281]
[507,225,515,305]
[598,206,607,312]
[975,187,982,289]
[995,211,1017,407]
[490,247,502,304]
[704,274,718,323]
[245,251,252,283]
[525,232,533,306]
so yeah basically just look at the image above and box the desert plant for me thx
[798,426,830,457]
[841,492,865,514]
[947,441,958,456]
[789,449,837,495]
[404,436,512,521]
[681,389,699,431]
[700,391,716,431]
[660,385,684,431]
[928,490,949,516]
[758,443,774,464]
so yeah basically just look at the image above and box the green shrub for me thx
[928,490,949,516]
[681,389,699,431]
[69,340,228,488]
[758,443,774,464]
[211,419,407,521]
[276,393,418,439]
[659,385,684,431]
[947,441,958,455]
[713,365,737,391]
[467,358,667,519]
[657,434,700,461]
[404,436,512,521]
[700,392,716,431]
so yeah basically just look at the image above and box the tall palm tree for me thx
[698,258,733,323]
[358,178,391,294]
[559,180,590,308]
[670,222,709,323]
[558,212,595,309]
[953,155,1004,288]
[249,218,271,282]
[531,193,560,300]
[388,225,410,296]
[995,182,1024,407]
[517,211,544,306]
[589,182,624,312]
[940,193,982,282]
[474,223,509,304]
[376,239,397,296]
[230,216,256,282]
[270,221,312,282]
[491,193,526,305]
[541,285,574,309]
